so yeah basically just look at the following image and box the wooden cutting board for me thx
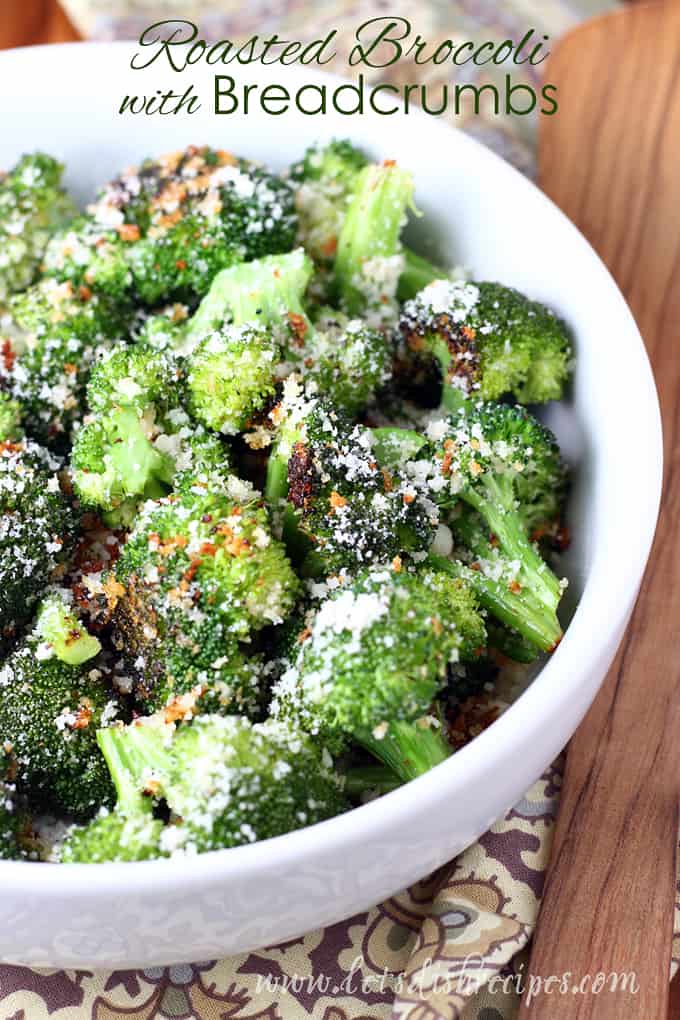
[520,2,680,1017]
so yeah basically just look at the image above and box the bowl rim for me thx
[0,40,663,893]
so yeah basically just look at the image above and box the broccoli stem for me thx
[109,407,174,499]
[333,162,415,315]
[264,450,289,506]
[428,553,562,653]
[344,764,401,796]
[354,718,452,783]
[424,336,474,413]
[264,431,314,564]
[463,475,562,608]
[97,725,170,817]
[485,621,541,664]
[398,248,446,301]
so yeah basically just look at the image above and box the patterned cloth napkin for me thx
[0,763,562,1019]
[4,760,677,1018]
[3,1,652,1018]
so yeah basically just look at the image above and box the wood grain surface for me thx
[0,1,80,49]
[522,3,680,1017]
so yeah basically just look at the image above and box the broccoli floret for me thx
[306,309,392,415]
[187,249,391,416]
[65,714,346,859]
[273,567,485,781]
[43,215,131,300]
[86,714,346,857]
[72,408,231,526]
[290,141,447,309]
[71,406,175,514]
[290,140,368,266]
[0,439,78,652]
[368,408,565,652]
[45,148,297,306]
[333,161,414,325]
[70,345,232,522]
[0,153,77,303]
[86,343,172,414]
[0,279,129,446]
[187,324,278,435]
[109,482,298,712]
[47,147,297,307]
[424,405,564,554]
[60,722,168,863]
[264,377,436,575]
[0,607,117,818]
[414,404,567,651]
[398,279,572,406]
[167,715,346,852]
[187,248,314,345]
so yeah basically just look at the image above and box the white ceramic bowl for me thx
[0,42,662,968]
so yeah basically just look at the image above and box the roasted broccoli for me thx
[0,597,117,818]
[0,153,76,303]
[303,308,392,416]
[333,160,414,325]
[290,139,368,266]
[63,714,345,860]
[0,439,78,652]
[398,279,572,406]
[182,250,311,433]
[290,141,444,305]
[264,377,437,575]
[60,721,167,863]
[45,147,297,306]
[172,716,345,852]
[412,404,567,650]
[0,279,129,445]
[109,480,298,712]
[0,140,578,862]
[71,344,231,524]
[85,342,173,415]
[187,324,278,436]
[187,249,391,416]
[273,567,485,781]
